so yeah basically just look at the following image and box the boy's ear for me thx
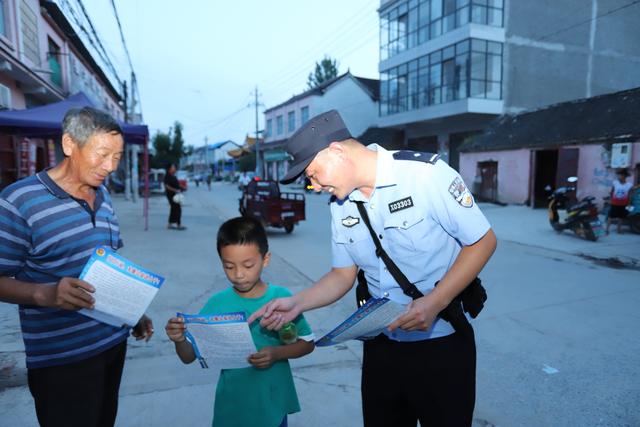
[262,251,271,268]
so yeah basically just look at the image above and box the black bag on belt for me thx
[353,201,487,334]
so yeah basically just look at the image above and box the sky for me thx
[68,0,381,148]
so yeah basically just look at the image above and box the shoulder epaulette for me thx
[392,150,440,164]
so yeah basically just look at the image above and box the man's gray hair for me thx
[62,107,123,147]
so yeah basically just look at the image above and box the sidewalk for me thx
[479,203,640,268]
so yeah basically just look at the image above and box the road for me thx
[202,182,640,427]
[1,181,638,427]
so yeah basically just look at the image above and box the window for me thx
[287,111,295,132]
[276,115,283,135]
[0,0,7,38]
[48,38,62,87]
[380,0,503,60]
[20,1,39,64]
[300,106,309,124]
[380,38,502,115]
[266,119,272,138]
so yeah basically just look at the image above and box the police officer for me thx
[249,110,497,426]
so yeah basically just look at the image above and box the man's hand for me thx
[132,314,154,342]
[247,297,301,331]
[44,277,95,310]
[388,294,442,332]
[248,347,277,369]
[165,316,187,343]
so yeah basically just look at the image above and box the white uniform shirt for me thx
[330,145,491,341]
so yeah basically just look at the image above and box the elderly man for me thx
[250,110,496,427]
[0,107,153,427]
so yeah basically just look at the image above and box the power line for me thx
[537,0,640,41]
[259,1,377,92]
[109,0,135,74]
[61,0,123,87]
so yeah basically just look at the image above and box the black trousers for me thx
[27,340,127,427]
[362,330,476,427]
[167,195,182,225]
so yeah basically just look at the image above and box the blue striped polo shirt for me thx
[0,171,129,369]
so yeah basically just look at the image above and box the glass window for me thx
[470,52,486,80]
[380,38,503,115]
[288,111,295,132]
[488,8,503,26]
[471,5,487,24]
[0,0,6,37]
[472,39,487,52]
[276,115,283,135]
[457,6,470,26]
[300,106,309,124]
[487,54,501,82]
[431,0,443,19]
[266,119,272,137]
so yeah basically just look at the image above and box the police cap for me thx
[280,109,352,184]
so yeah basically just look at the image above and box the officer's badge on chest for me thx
[448,177,473,208]
[341,216,360,227]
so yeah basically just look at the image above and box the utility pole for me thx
[122,80,131,201]
[249,87,264,177]
[204,136,209,177]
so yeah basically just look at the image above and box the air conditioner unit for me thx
[0,84,11,110]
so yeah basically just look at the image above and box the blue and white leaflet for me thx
[179,312,257,370]
[79,246,164,327]
[315,298,406,346]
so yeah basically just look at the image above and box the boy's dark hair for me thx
[217,217,269,256]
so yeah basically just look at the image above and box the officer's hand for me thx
[248,297,300,331]
[165,317,187,343]
[388,295,440,332]
[47,277,95,310]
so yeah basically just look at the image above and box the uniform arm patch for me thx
[448,177,474,208]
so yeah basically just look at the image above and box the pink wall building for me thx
[460,88,640,208]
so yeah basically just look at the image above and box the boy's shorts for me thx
[609,205,628,219]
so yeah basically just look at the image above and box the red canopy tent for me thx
[0,92,151,230]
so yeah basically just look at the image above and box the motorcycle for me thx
[547,177,603,241]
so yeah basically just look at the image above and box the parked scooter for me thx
[547,177,603,241]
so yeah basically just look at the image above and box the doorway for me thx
[477,161,498,202]
[407,136,438,154]
[533,150,557,208]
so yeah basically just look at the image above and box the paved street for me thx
[1,182,639,427]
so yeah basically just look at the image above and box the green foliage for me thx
[150,121,187,168]
[237,152,256,172]
[307,56,339,89]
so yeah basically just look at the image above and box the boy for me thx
[165,217,314,427]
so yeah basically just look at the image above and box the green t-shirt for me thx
[199,284,313,427]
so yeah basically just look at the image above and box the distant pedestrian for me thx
[238,171,251,190]
[164,163,186,230]
[165,217,314,427]
[607,168,634,234]
[206,173,212,191]
[0,107,154,427]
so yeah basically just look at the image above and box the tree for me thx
[237,152,256,172]
[150,121,187,168]
[307,56,339,89]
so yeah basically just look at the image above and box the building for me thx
[261,71,379,181]
[377,0,640,172]
[0,0,125,189]
[183,140,240,178]
[459,87,640,207]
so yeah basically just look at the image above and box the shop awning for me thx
[0,92,148,144]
